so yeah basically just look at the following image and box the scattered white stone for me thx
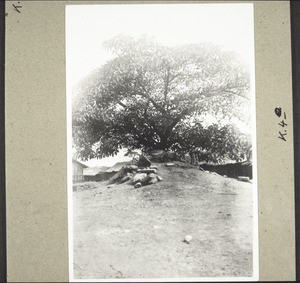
[183,235,193,244]
[166,163,176,167]
[157,175,163,182]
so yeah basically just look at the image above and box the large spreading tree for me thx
[72,36,252,163]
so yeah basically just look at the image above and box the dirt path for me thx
[73,164,253,280]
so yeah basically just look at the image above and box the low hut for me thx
[200,161,253,179]
[83,166,109,182]
[72,159,88,183]
[99,162,129,180]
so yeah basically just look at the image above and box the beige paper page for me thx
[5,1,295,282]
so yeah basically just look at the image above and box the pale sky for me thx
[66,3,255,167]
[66,3,254,88]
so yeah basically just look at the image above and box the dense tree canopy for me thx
[72,36,252,162]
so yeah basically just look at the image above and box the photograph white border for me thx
[66,3,259,282]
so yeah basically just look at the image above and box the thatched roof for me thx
[72,159,88,168]
[83,166,109,176]
[105,162,129,173]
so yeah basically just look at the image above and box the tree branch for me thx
[136,85,166,114]
[207,83,249,99]
[164,107,192,138]
[169,72,181,83]
[164,67,170,102]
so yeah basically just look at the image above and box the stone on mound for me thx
[134,182,142,188]
[109,167,127,184]
[119,173,133,184]
[127,165,138,172]
[140,174,152,185]
[137,168,157,174]
[132,173,147,184]
[149,177,158,184]
[137,155,151,167]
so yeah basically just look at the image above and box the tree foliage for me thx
[171,121,252,163]
[72,36,252,162]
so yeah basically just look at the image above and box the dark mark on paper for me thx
[274,107,282,117]
[12,2,22,14]
[275,107,288,141]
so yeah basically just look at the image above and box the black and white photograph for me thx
[66,3,258,281]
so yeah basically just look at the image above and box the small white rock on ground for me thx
[183,235,193,244]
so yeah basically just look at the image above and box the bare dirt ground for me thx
[73,163,253,280]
